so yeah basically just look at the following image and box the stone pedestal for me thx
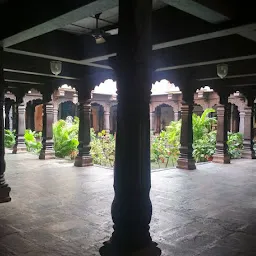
[0,72,11,203]
[39,102,55,160]
[213,104,230,164]
[242,106,256,159]
[177,103,196,170]
[104,111,110,133]
[12,103,27,154]
[100,0,160,254]
[74,98,93,167]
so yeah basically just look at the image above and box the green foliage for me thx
[4,129,15,148]
[53,117,79,159]
[193,131,216,162]
[24,129,42,153]
[90,129,116,167]
[151,120,181,168]
[192,108,217,162]
[227,132,243,159]
[192,108,217,142]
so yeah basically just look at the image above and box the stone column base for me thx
[74,155,93,167]
[177,157,196,170]
[12,144,27,154]
[99,241,161,256]
[242,149,256,159]
[212,153,230,164]
[39,149,55,160]
[0,185,11,203]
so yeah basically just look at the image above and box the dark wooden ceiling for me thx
[1,0,256,94]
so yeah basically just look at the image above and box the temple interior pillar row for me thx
[176,88,196,170]
[12,100,27,154]
[74,86,93,167]
[242,105,256,159]
[39,92,55,160]
[212,94,231,164]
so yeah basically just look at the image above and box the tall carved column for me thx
[150,111,154,132]
[4,102,11,130]
[0,50,11,203]
[239,111,245,134]
[104,109,110,133]
[242,95,256,159]
[12,100,27,154]
[74,87,93,167]
[177,89,196,170]
[100,1,160,255]
[39,93,55,160]
[26,103,35,130]
[155,107,161,133]
[174,110,179,121]
[53,104,59,124]
[213,95,230,164]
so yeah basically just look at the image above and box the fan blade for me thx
[105,28,118,35]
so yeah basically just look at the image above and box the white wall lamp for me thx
[217,63,228,79]
[50,61,62,76]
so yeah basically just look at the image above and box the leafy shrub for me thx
[90,129,116,167]
[227,132,243,159]
[53,117,79,159]
[4,129,15,148]
[151,120,181,168]
[193,131,216,162]
[24,129,42,153]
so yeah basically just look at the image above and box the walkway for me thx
[0,152,255,255]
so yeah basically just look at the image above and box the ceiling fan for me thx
[89,13,118,44]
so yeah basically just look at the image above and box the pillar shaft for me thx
[239,111,245,134]
[174,111,179,121]
[39,102,55,159]
[100,0,160,255]
[242,106,255,159]
[104,111,110,133]
[0,48,11,203]
[74,94,93,167]
[213,104,231,163]
[150,111,154,131]
[4,103,11,130]
[177,102,196,170]
[12,102,27,153]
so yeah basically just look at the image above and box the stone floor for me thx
[0,152,256,256]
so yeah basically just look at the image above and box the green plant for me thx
[90,129,116,167]
[24,129,42,153]
[53,117,79,158]
[193,108,217,142]
[151,120,181,168]
[4,129,16,148]
[193,131,216,162]
[227,132,243,159]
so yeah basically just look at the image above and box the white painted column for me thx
[150,112,154,131]
[174,111,179,121]
[104,111,110,133]
[239,111,245,135]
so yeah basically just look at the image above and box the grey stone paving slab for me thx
[0,152,255,255]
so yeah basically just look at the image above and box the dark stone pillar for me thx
[4,103,11,130]
[0,64,11,203]
[100,0,160,255]
[177,90,196,170]
[12,102,27,154]
[242,106,256,159]
[213,99,231,164]
[39,99,55,160]
[74,88,93,167]
[26,103,35,130]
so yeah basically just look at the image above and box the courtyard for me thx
[0,151,255,255]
